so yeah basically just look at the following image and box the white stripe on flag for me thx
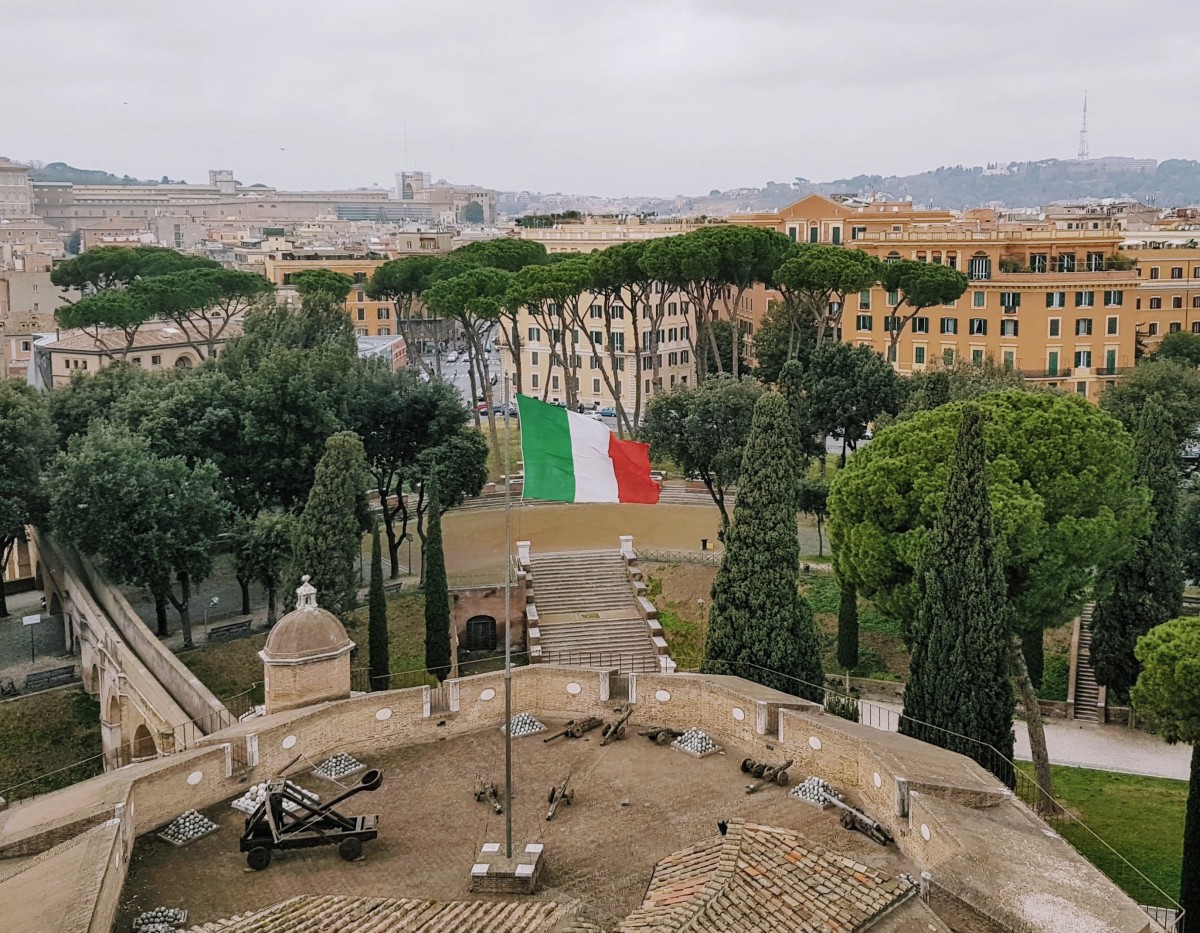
[566,412,618,503]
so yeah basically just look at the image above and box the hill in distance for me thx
[26,161,182,186]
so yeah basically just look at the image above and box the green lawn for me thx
[1050,764,1185,906]
[0,688,104,802]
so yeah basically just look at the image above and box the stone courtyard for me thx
[117,719,912,929]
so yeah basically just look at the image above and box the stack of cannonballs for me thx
[157,810,219,846]
[313,752,364,781]
[231,780,320,814]
[671,728,720,758]
[132,907,187,931]
[501,712,546,737]
[790,776,839,807]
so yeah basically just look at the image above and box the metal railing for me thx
[538,649,663,673]
[636,547,723,567]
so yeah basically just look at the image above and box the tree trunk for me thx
[706,314,724,376]
[1010,633,1062,816]
[266,585,278,627]
[381,483,402,580]
[168,571,194,648]
[154,593,169,637]
[1182,745,1200,930]
[471,327,502,474]
[237,576,251,616]
[816,514,824,557]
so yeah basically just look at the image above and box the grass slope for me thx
[0,688,104,800]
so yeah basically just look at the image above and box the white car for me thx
[445,351,458,364]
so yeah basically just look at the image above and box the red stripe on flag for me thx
[607,434,660,504]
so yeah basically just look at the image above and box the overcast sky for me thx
[7,1,1197,197]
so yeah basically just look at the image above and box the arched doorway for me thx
[465,615,497,651]
[132,724,157,760]
[87,663,100,694]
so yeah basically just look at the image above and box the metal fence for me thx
[636,548,723,567]
[539,650,663,673]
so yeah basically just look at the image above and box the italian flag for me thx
[516,395,660,504]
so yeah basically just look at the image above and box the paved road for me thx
[866,699,1188,781]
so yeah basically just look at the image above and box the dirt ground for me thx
[116,722,911,929]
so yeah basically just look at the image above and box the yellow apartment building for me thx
[1118,245,1200,349]
[514,215,707,255]
[735,195,1141,401]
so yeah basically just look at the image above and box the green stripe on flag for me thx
[516,395,575,502]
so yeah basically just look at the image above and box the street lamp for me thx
[203,596,219,639]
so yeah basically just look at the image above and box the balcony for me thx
[1020,368,1073,380]
[987,269,1136,284]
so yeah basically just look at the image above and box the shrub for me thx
[1039,653,1070,701]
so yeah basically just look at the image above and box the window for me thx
[855,314,872,331]
[356,307,366,320]
[912,317,929,334]
[20,340,30,352]
[1003,350,1015,370]
[940,317,958,335]
[787,226,798,242]
[1150,297,1162,310]
[943,348,955,365]
[1106,316,1118,336]
[852,225,866,240]
[1075,318,1093,336]
[1000,320,1018,337]
[1049,318,1061,337]
[1086,252,1104,272]
[1173,296,1183,309]
[1172,266,1184,279]
[1194,267,1200,279]
[809,226,818,243]
[353,272,366,284]
[914,346,926,364]
[1055,253,1076,273]
[1150,267,1160,280]
[589,356,599,370]
[968,254,991,280]
[528,326,540,342]
[885,251,901,264]
[151,355,162,366]
[971,349,984,365]
[1194,296,1200,309]
[1193,322,1200,333]
[551,375,560,390]
[1000,292,1020,309]
[680,350,690,364]
[1170,322,1182,334]
[1148,322,1160,336]
[883,315,900,332]
[356,290,364,302]
[590,304,602,319]
[592,378,601,393]
[1074,350,1092,369]
[887,289,900,306]
[1104,290,1123,307]
[969,318,987,336]
[1075,291,1095,307]
[378,326,391,336]
[1046,291,1065,308]
[591,330,603,346]
[1105,349,1117,373]
[531,374,539,389]
[531,351,539,365]
[1077,382,1088,396]
[611,304,624,319]
[377,307,390,319]
[858,290,871,310]
[1047,351,1059,376]
[668,351,678,366]
[973,291,986,308]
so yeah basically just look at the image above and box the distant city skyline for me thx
[6,0,1196,198]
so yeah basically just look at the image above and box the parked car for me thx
[587,410,603,421]
[599,406,617,417]
[445,351,458,363]
[476,401,489,414]
[506,405,519,418]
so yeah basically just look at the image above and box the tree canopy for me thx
[1153,331,1200,368]
[772,244,880,347]
[640,375,763,531]
[1100,360,1200,448]
[0,381,55,617]
[880,260,968,360]
[795,342,901,462]
[828,391,1148,637]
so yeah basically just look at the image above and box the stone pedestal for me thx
[469,842,545,894]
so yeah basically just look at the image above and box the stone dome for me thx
[261,575,355,663]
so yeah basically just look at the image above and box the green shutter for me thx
[1048,351,1058,376]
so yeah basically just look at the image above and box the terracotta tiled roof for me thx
[617,820,913,933]
[186,895,585,932]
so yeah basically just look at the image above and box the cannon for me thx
[474,773,502,814]
[742,757,793,794]
[638,727,685,746]
[543,717,602,742]
[821,791,893,846]
[239,768,382,870]
[546,773,574,821]
[600,708,634,746]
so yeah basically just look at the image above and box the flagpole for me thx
[503,378,514,859]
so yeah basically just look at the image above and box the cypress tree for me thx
[702,392,824,701]
[899,404,1015,785]
[837,582,859,673]
[368,522,390,690]
[292,432,368,615]
[1092,399,1184,697]
[423,473,452,682]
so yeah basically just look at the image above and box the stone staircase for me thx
[525,545,667,674]
[1070,604,1103,723]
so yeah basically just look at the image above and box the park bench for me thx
[24,665,79,692]
[207,619,253,642]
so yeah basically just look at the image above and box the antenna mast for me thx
[1077,91,1089,161]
